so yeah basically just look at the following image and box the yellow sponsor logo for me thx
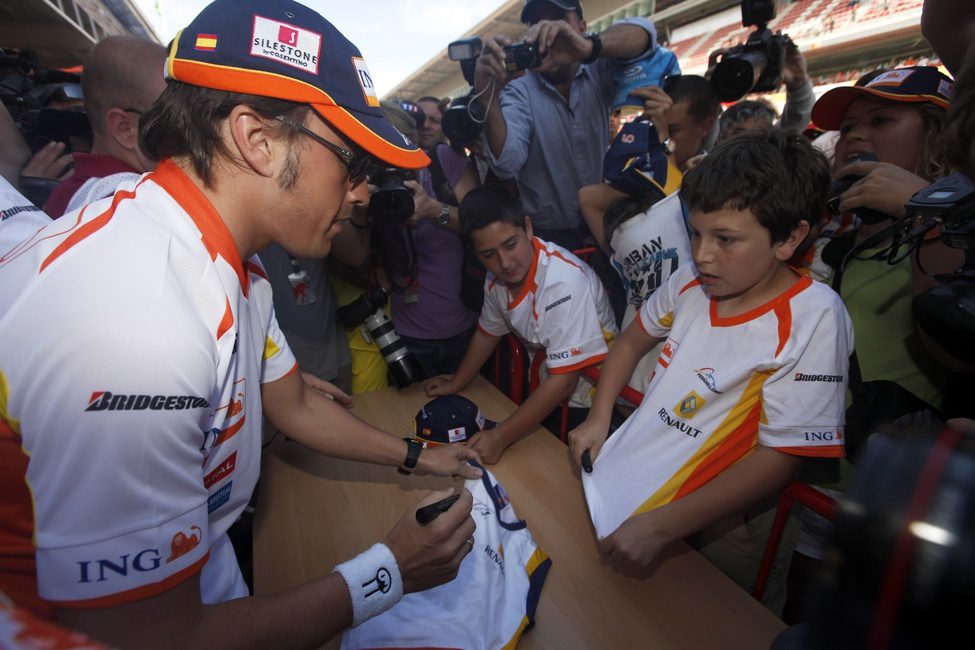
[674,390,706,420]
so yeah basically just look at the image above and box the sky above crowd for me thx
[138,0,508,96]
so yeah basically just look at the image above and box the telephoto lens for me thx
[362,309,426,388]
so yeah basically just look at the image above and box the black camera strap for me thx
[374,222,419,295]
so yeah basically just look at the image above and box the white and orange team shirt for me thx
[0,160,297,616]
[583,264,853,539]
[341,466,551,650]
[478,237,618,408]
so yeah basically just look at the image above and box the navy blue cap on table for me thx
[412,395,496,446]
[165,0,429,169]
[812,66,954,131]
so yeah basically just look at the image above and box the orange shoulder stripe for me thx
[216,296,234,340]
[679,277,701,295]
[39,183,144,273]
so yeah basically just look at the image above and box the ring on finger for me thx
[465,536,475,549]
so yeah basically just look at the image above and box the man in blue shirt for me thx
[473,0,656,322]
[474,0,655,238]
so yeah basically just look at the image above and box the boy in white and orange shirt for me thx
[425,184,618,464]
[571,130,853,612]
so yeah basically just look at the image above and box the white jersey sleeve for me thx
[758,285,853,455]
[540,275,610,374]
[248,258,298,384]
[477,277,512,337]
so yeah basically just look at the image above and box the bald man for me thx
[44,35,167,217]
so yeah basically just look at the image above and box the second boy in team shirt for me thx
[571,130,853,612]
[425,184,618,464]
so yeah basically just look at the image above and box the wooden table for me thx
[253,377,785,649]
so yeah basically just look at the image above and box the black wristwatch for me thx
[398,437,424,475]
[581,31,602,64]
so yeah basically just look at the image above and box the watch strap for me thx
[398,437,423,475]
[581,31,602,65]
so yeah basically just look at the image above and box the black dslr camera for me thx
[710,0,790,102]
[368,168,416,224]
[503,42,543,73]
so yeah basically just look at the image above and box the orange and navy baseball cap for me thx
[812,66,954,131]
[412,395,496,446]
[165,0,429,169]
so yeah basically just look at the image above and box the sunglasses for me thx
[275,115,373,185]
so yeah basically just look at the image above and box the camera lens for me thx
[363,310,426,388]
[711,50,767,102]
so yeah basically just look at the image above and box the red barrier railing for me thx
[751,481,838,600]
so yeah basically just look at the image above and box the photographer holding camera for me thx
[43,35,167,218]
[472,0,656,321]
[365,101,479,379]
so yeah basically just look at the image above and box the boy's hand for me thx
[597,510,672,573]
[467,430,508,465]
[424,374,456,397]
[568,417,611,468]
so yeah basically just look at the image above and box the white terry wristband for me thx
[334,543,403,627]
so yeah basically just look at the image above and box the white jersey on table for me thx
[583,264,852,538]
[0,161,297,608]
[608,192,691,394]
[478,237,618,408]
[342,467,551,650]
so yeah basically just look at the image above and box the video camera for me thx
[441,37,486,150]
[710,0,790,102]
[0,49,91,151]
[902,173,975,363]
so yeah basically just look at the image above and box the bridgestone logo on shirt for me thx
[544,295,571,312]
[85,391,210,412]
[793,373,844,383]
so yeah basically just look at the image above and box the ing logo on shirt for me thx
[674,390,706,419]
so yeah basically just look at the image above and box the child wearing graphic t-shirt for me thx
[570,130,853,613]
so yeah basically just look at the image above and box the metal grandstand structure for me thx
[384,0,933,102]
[0,0,162,68]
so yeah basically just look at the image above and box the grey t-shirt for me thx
[259,243,350,381]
